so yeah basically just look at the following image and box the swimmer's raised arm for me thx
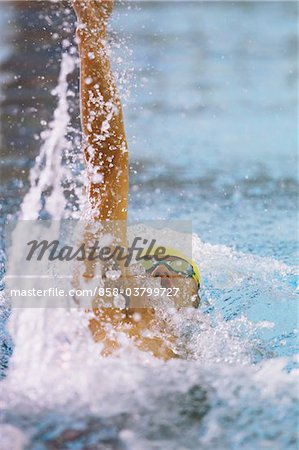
[72,1,200,360]
[73,0,128,221]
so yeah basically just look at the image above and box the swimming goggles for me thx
[140,256,196,281]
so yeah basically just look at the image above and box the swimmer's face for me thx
[132,255,200,306]
[149,257,197,289]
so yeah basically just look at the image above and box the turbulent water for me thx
[0,2,298,450]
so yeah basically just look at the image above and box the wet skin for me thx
[73,1,198,359]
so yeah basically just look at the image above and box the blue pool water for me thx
[0,2,298,449]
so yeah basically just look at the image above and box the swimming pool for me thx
[0,2,297,449]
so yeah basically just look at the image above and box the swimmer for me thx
[72,0,200,359]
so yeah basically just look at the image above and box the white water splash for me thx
[20,52,76,220]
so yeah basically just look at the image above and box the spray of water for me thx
[20,52,81,220]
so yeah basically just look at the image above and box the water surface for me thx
[0,2,297,449]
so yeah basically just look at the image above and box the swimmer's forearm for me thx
[79,36,128,219]
[73,1,124,149]
[78,36,126,145]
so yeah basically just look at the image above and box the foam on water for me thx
[1,227,297,448]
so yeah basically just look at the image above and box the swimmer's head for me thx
[139,246,200,307]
